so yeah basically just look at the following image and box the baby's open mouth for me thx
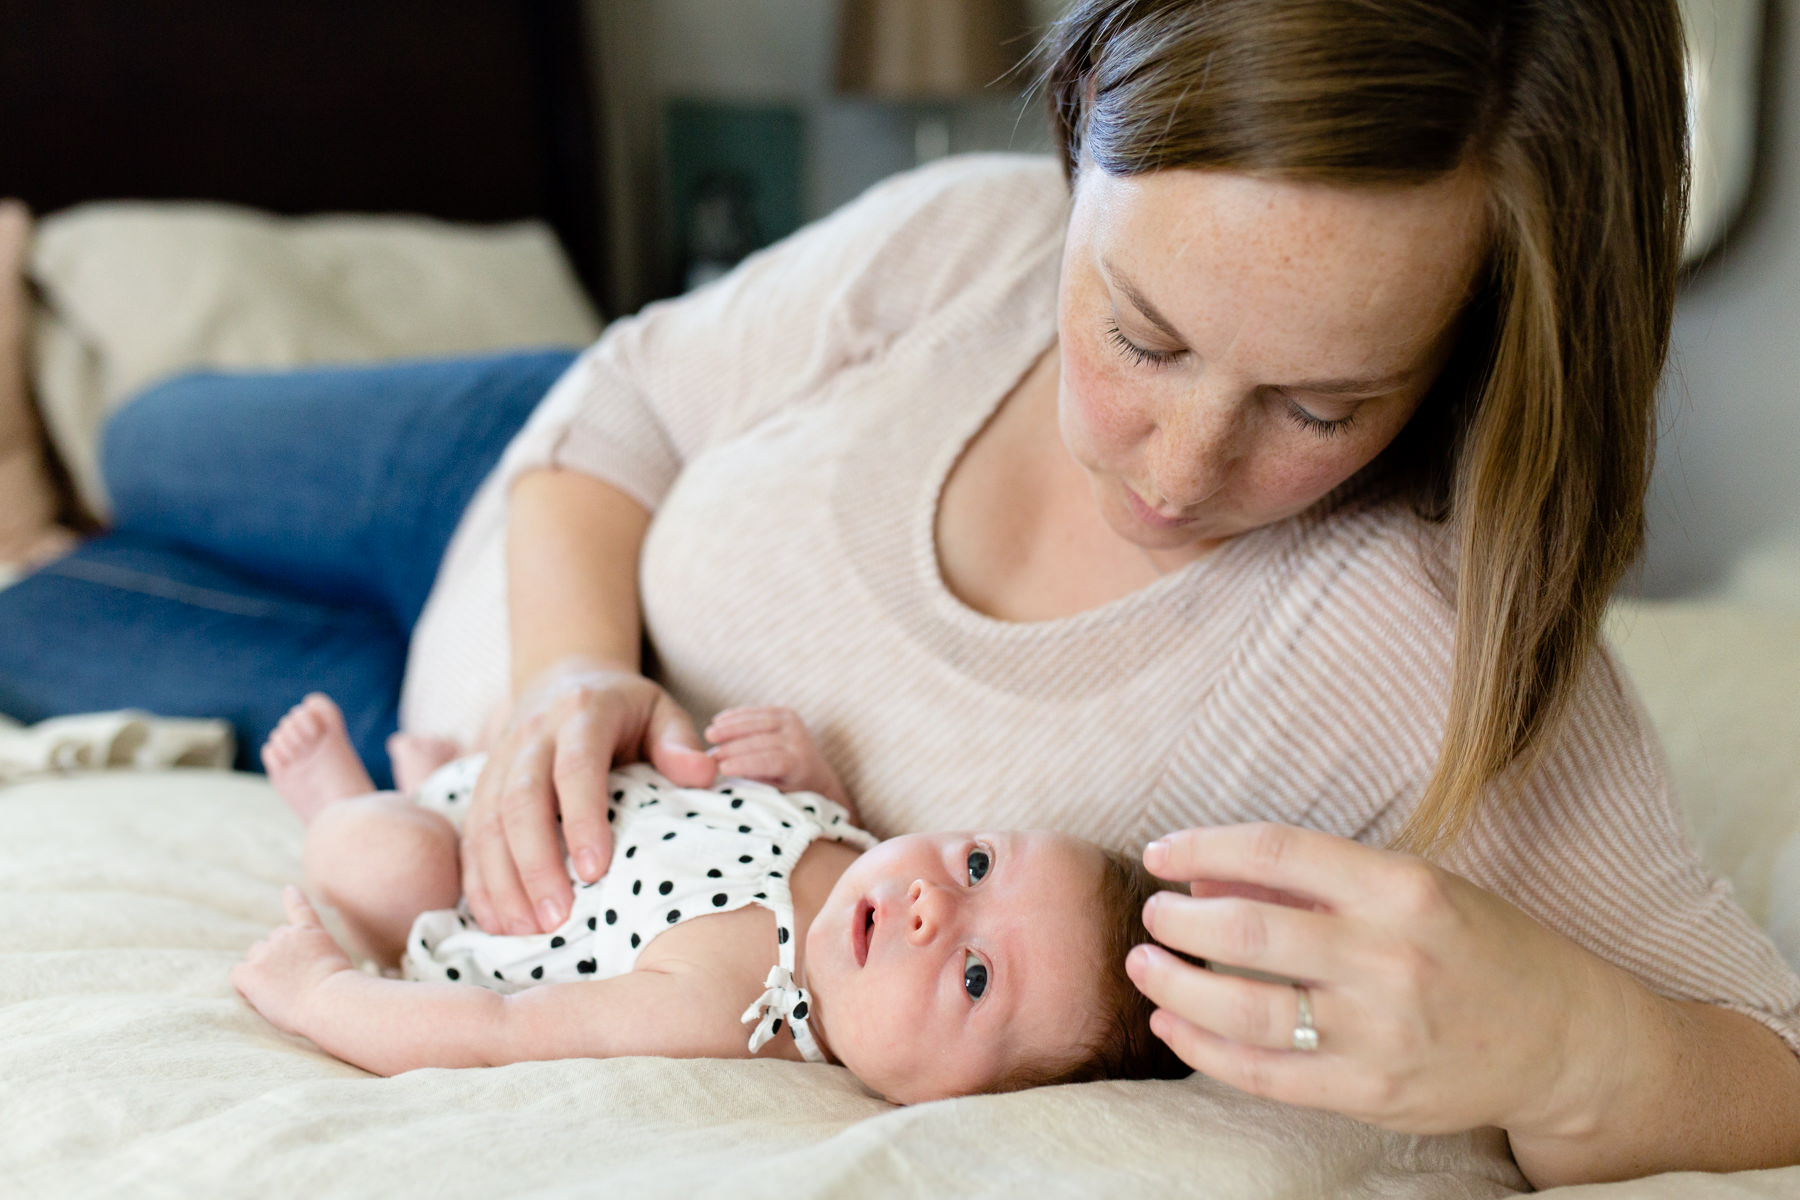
[853,899,874,967]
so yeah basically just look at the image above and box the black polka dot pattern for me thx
[402,761,877,1059]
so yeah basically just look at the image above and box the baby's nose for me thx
[906,879,950,944]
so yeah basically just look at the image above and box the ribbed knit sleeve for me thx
[403,155,1072,743]
[1140,489,1800,1054]
[489,154,1072,513]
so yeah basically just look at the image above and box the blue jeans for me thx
[0,349,577,785]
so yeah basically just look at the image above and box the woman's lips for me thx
[1125,485,1194,530]
[853,899,873,967]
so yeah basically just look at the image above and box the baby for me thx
[233,695,1187,1103]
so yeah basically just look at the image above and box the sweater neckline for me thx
[911,253,1276,640]
[830,238,1293,697]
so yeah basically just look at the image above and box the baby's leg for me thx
[262,693,377,824]
[303,793,460,968]
[387,731,462,793]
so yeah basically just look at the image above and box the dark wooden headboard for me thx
[1,0,606,305]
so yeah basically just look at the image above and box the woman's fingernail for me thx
[1141,891,1161,928]
[1126,944,1154,978]
[1144,840,1168,869]
[1149,1010,1173,1041]
[576,850,601,880]
[538,898,563,929]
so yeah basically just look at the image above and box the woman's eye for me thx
[1283,399,1357,439]
[963,952,989,1001]
[965,848,991,884]
[1104,322,1180,369]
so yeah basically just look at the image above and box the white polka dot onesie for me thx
[403,759,875,1060]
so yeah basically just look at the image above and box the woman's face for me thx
[1057,165,1488,569]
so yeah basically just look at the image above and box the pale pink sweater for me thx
[403,155,1800,1052]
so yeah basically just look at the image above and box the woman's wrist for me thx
[1502,956,1669,1182]
[512,655,644,714]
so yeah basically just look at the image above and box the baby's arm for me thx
[233,888,756,1075]
[703,706,854,814]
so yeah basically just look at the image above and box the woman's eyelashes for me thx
[1105,314,1363,440]
[1281,398,1358,439]
[1104,321,1181,369]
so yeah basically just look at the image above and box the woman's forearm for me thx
[1510,974,1800,1187]
[507,468,653,690]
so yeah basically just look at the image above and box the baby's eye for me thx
[963,952,989,1001]
[965,847,991,884]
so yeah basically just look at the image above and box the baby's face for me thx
[801,830,1108,1103]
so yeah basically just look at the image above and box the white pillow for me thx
[28,202,603,517]
[1606,598,1800,971]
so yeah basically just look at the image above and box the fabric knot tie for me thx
[740,964,825,1063]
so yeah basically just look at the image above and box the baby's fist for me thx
[233,886,353,1035]
[703,706,851,811]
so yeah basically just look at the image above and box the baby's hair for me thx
[983,845,1192,1094]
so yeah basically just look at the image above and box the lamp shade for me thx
[835,0,1028,100]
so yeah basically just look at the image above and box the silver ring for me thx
[1291,984,1319,1052]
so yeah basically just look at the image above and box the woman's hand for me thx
[232,886,356,1037]
[1125,823,1633,1143]
[460,657,715,936]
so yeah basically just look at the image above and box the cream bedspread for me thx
[3,599,1798,1198]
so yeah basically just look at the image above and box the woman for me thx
[2,0,1795,1187]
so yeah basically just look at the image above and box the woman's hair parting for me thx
[984,846,1192,1093]
[1039,0,1690,855]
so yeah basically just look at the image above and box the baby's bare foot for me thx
[261,694,376,823]
[387,732,461,793]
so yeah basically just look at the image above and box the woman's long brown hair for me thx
[1042,0,1689,854]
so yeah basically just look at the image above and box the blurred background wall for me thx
[584,0,1798,610]
[1648,4,1799,605]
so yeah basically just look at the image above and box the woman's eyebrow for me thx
[1279,369,1416,395]
[1101,260,1186,343]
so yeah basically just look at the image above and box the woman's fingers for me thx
[647,690,716,788]
[497,735,575,932]
[1141,891,1348,982]
[1146,823,1400,912]
[1127,942,1328,1051]
[553,706,618,883]
[1146,1007,1338,1111]
[462,738,544,935]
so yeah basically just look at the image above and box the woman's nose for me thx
[905,879,951,945]
[1148,388,1241,508]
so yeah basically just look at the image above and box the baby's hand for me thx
[232,886,354,1036]
[704,706,855,816]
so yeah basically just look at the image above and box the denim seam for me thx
[42,558,383,627]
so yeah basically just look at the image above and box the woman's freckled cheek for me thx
[1062,351,1140,455]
